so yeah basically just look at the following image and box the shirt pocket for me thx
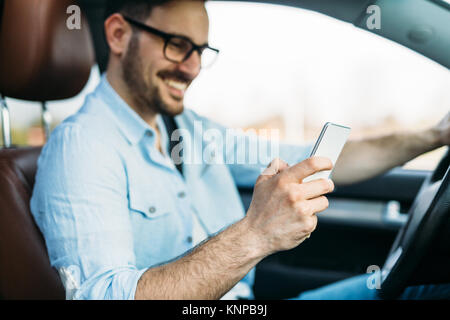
[126,166,186,266]
[129,192,172,219]
[127,169,174,220]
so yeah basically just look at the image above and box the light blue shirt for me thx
[30,75,312,300]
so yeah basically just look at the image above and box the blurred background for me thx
[2,1,449,170]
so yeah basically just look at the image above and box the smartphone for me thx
[303,122,351,183]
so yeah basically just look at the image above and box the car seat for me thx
[0,0,94,299]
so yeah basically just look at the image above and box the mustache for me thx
[157,70,193,83]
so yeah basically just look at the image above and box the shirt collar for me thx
[96,74,157,146]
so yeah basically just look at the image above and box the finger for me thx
[306,196,330,215]
[300,233,311,241]
[282,156,333,183]
[298,213,318,234]
[289,178,334,201]
[257,158,289,183]
[295,196,329,217]
[297,234,311,245]
[262,158,289,175]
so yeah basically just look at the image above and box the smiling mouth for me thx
[160,76,189,99]
[164,78,188,91]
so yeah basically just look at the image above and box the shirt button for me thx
[177,191,186,199]
[146,131,153,137]
[186,236,193,243]
[148,206,156,214]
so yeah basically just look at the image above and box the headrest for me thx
[0,0,95,101]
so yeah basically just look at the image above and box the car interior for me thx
[0,0,449,300]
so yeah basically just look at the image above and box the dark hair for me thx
[102,0,206,70]
[105,0,206,21]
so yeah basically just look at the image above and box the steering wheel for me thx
[380,148,450,299]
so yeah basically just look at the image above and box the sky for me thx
[5,1,450,144]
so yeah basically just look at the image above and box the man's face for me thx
[122,1,209,116]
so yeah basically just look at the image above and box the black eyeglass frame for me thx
[122,15,219,67]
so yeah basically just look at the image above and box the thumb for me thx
[256,158,289,184]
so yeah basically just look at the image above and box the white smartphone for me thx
[303,122,351,183]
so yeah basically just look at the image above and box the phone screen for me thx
[303,122,351,183]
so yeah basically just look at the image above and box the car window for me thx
[2,2,449,171]
[184,2,450,171]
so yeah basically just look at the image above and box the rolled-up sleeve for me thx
[30,122,146,300]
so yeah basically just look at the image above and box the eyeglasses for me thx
[123,16,219,69]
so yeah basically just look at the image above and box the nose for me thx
[178,50,201,77]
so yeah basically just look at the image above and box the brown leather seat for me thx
[0,147,66,299]
[0,0,94,299]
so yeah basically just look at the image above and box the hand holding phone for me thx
[303,122,351,183]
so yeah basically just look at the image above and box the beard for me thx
[122,33,182,117]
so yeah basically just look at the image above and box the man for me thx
[30,0,450,300]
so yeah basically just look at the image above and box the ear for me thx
[104,13,133,57]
